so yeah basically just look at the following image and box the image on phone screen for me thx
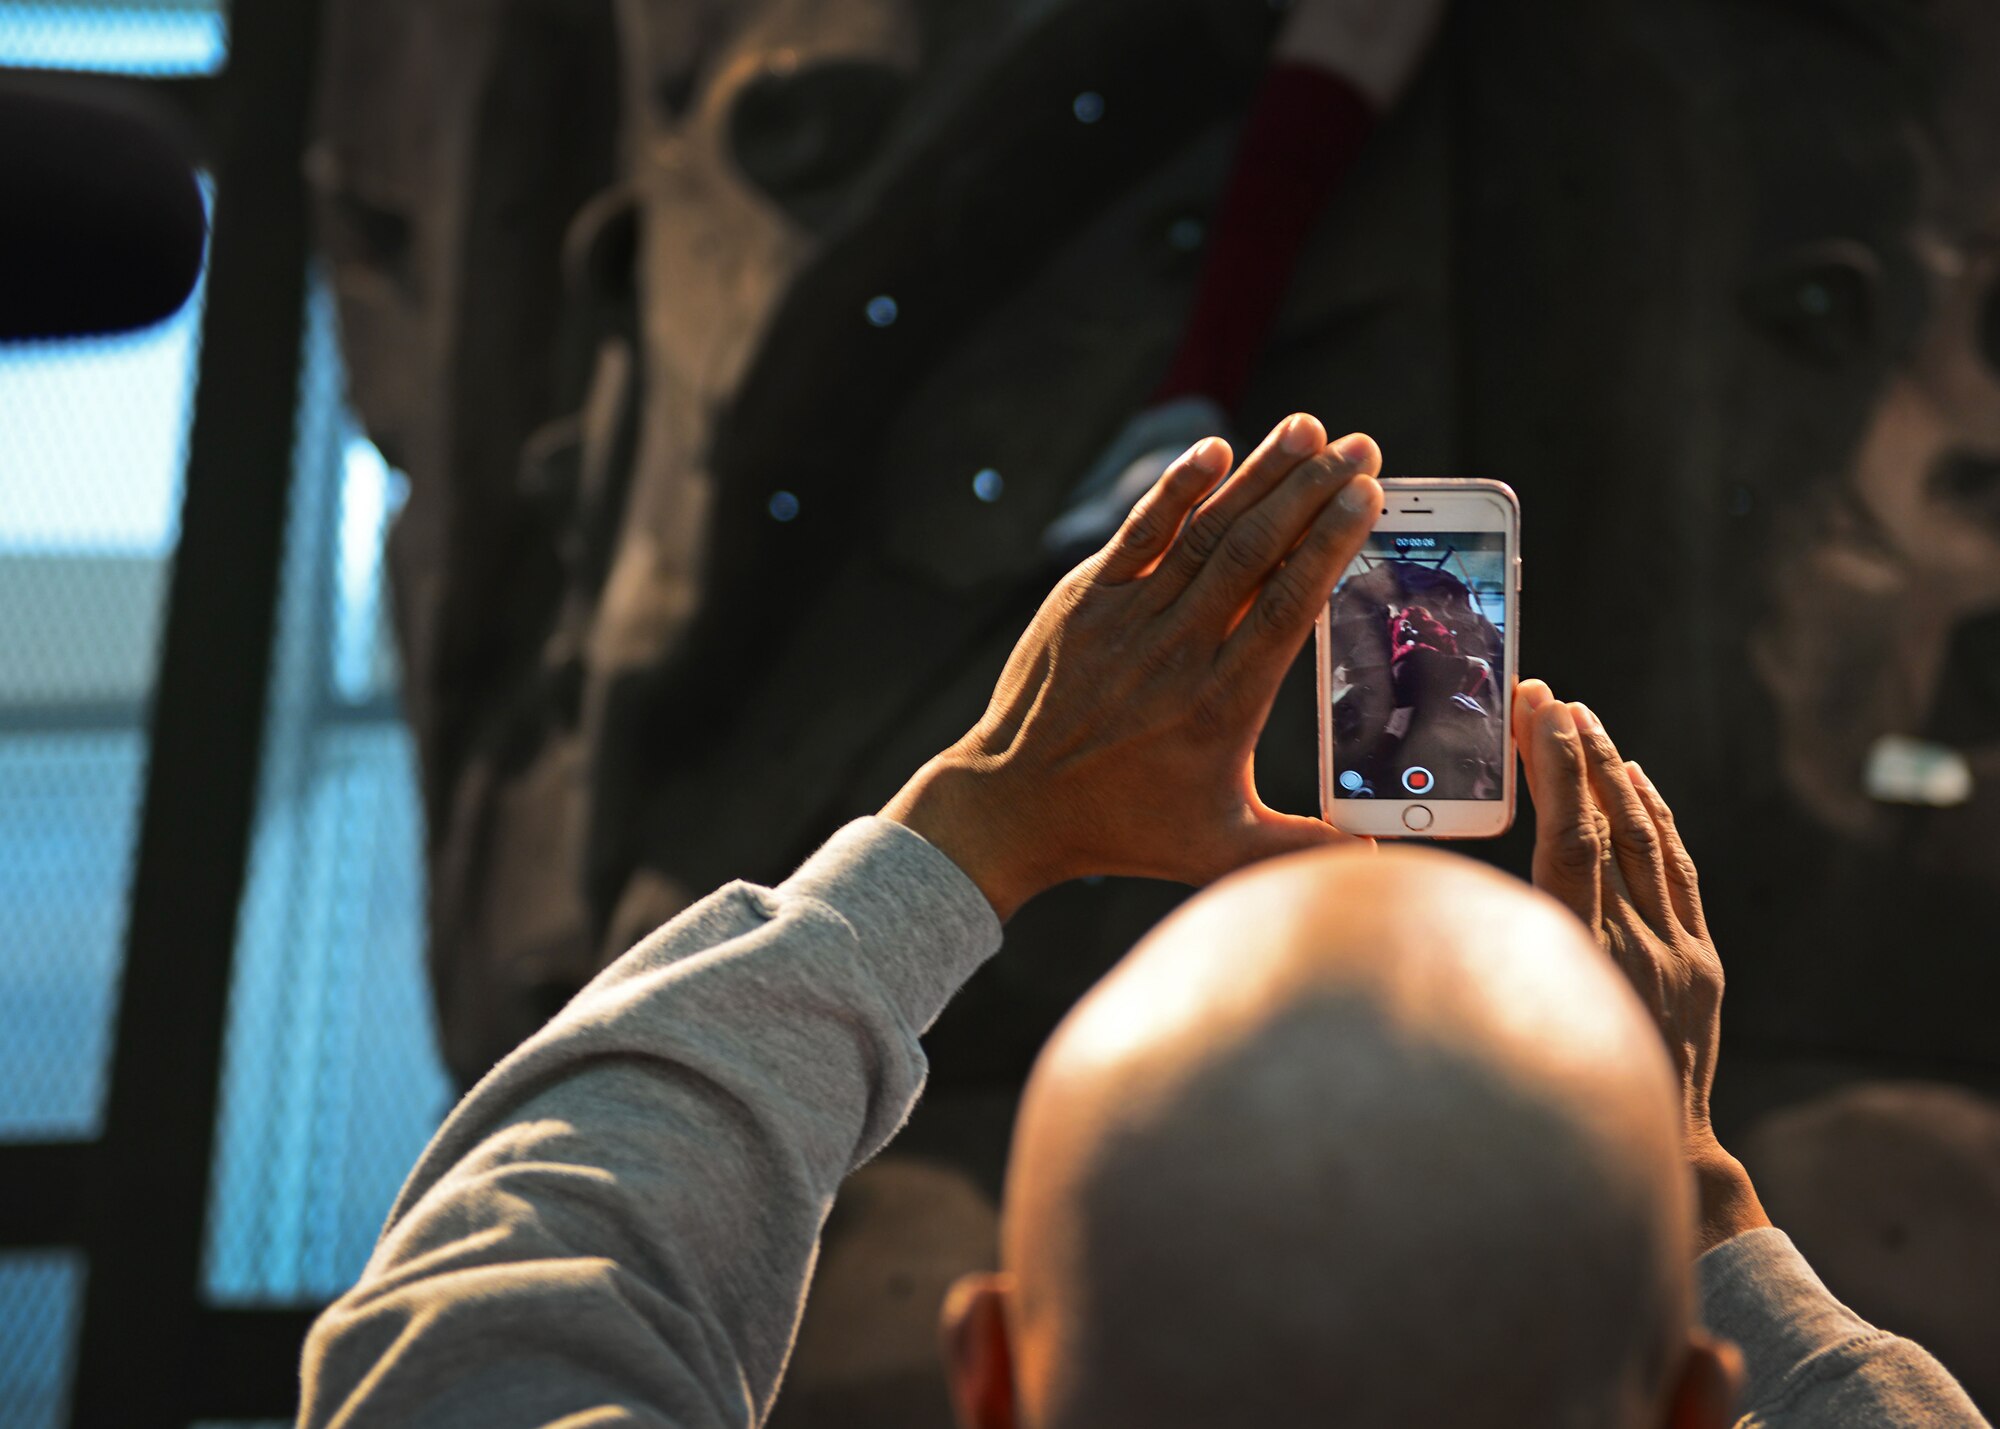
[1326,532,1508,802]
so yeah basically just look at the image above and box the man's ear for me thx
[941,1272,1019,1429]
[1664,1333,1743,1429]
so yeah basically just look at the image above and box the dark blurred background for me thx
[1,1,1996,1426]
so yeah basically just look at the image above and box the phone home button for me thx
[1402,805,1435,833]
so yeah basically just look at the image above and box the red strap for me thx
[1151,63,1378,413]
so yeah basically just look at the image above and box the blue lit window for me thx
[0,1251,86,1429]
[0,193,208,1140]
[202,275,451,1304]
[0,1,229,77]
[0,5,248,1418]
[0,0,447,1325]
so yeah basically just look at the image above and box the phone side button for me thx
[1402,805,1435,832]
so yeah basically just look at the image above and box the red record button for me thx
[1401,766,1435,795]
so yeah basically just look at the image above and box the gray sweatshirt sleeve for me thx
[297,817,1003,1429]
[1698,1226,1988,1428]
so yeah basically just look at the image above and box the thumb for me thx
[1232,810,1373,870]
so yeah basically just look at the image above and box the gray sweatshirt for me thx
[298,819,1986,1428]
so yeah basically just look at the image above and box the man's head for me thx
[942,847,1740,1428]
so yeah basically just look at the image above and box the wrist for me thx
[1688,1136,1772,1256]
[881,749,1053,923]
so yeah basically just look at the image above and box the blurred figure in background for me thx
[1742,1081,2000,1417]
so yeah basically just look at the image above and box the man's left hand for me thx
[1513,679,1772,1253]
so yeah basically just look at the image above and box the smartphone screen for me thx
[1325,531,1510,803]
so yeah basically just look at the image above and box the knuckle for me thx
[1619,816,1662,861]
[1288,518,1346,573]
[1253,577,1306,636]
[1546,725,1588,772]
[1050,570,1092,606]
[1179,512,1230,564]
[1551,820,1602,875]
[1169,457,1216,495]
[1217,516,1276,573]
[1117,510,1163,553]
[1309,498,1359,542]
[1679,962,1724,1013]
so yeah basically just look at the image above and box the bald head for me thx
[996,848,1693,1429]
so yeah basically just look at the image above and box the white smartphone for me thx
[1316,478,1520,839]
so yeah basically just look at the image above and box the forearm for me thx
[1699,1228,1988,1427]
[299,819,1002,1428]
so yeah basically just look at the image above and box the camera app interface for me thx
[1327,532,1508,802]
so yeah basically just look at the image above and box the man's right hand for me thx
[886,416,1383,922]
[1513,679,1772,1254]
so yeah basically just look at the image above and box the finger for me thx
[1526,698,1603,931]
[1514,678,1556,792]
[1517,678,1557,712]
[1627,761,1709,938]
[1091,437,1233,583]
[1170,431,1381,632]
[1141,414,1329,606]
[1569,703,1677,932]
[1214,469,1382,702]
